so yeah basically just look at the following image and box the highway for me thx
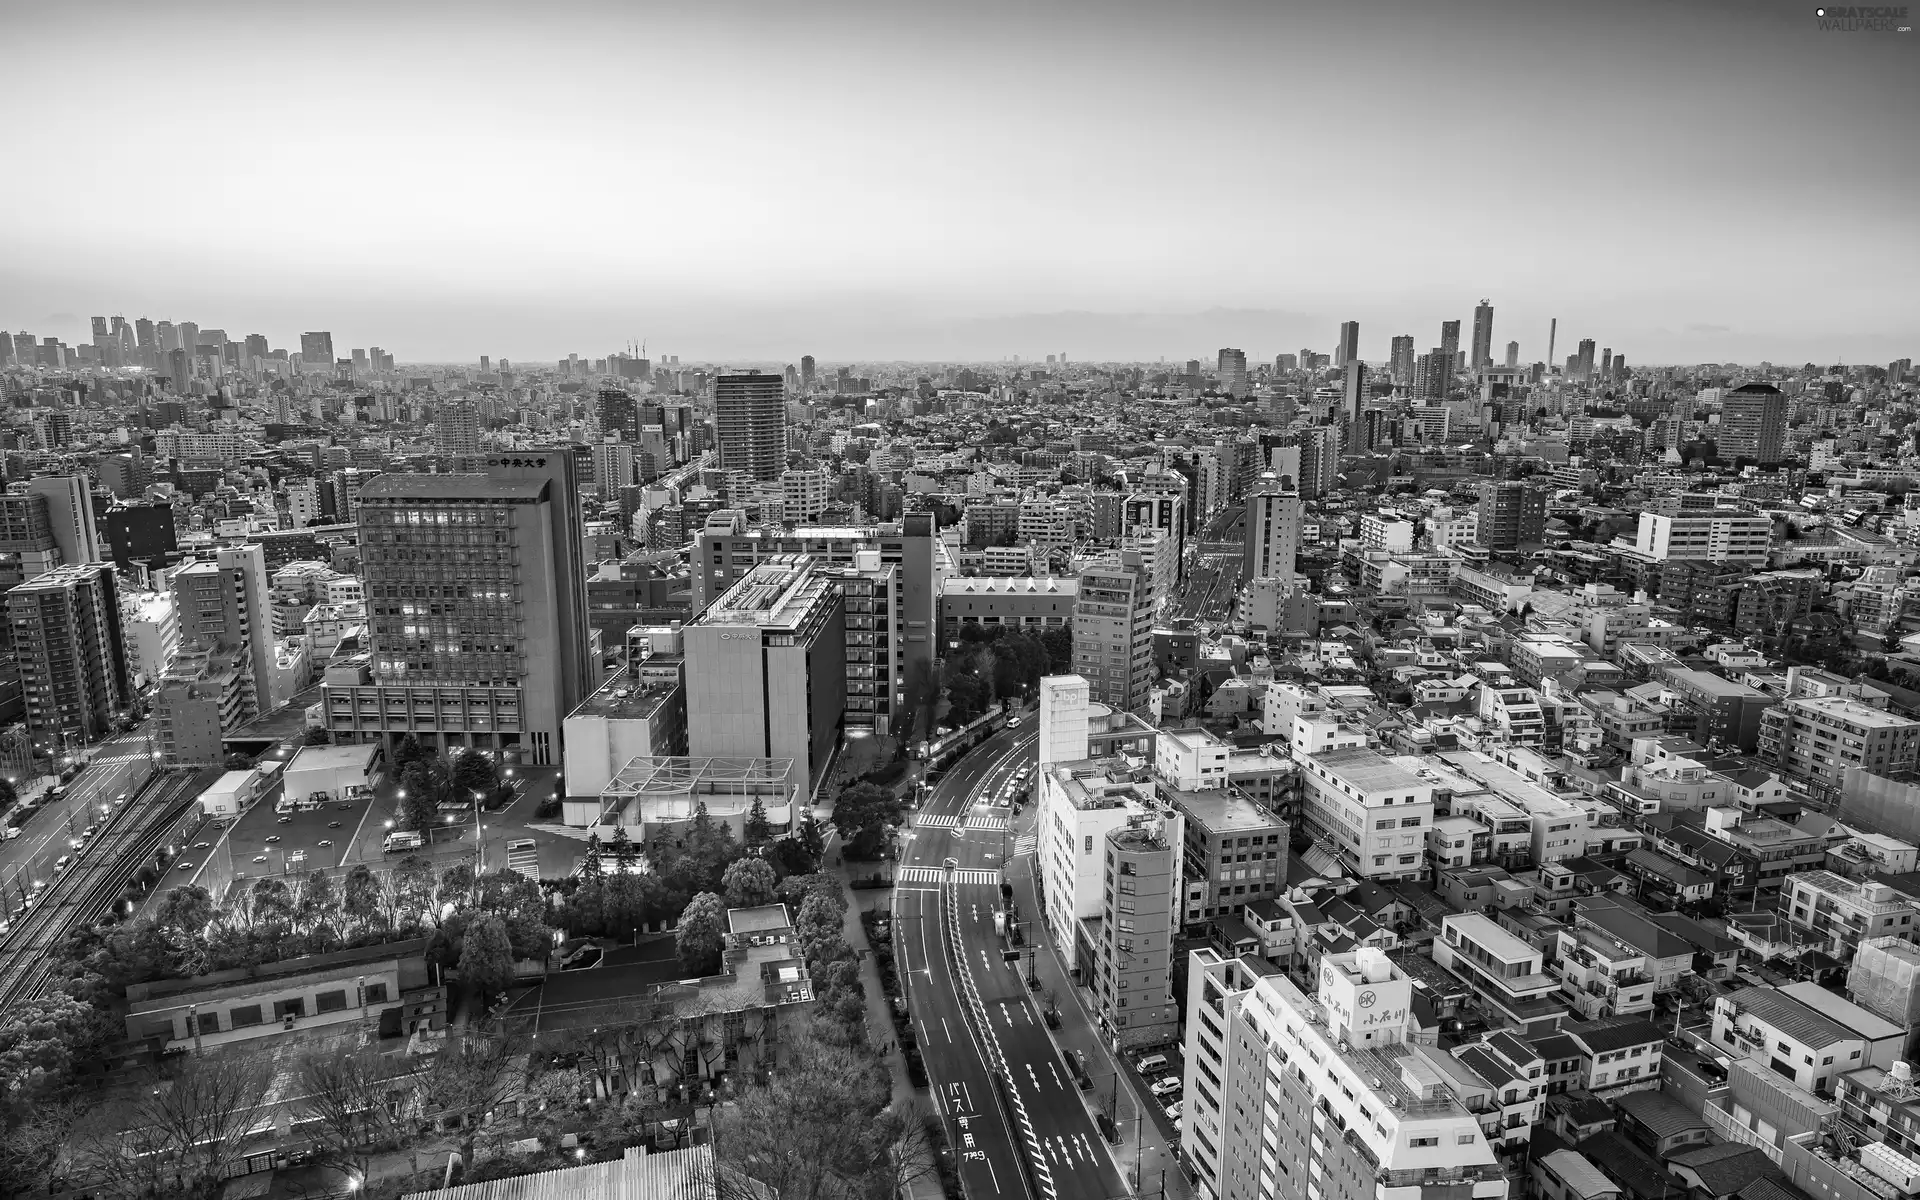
[899,727,1130,1200]
[0,729,163,908]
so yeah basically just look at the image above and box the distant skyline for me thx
[3,0,1914,366]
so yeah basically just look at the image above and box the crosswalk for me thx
[1013,834,1037,857]
[916,813,1008,831]
[897,866,1002,886]
[506,843,541,879]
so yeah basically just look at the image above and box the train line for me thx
[0,769,213,1006]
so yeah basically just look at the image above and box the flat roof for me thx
[699,556,832,628]
[1312,747,1429,793]
[568,665,681,721]
[358,473,549,502]
[603,756,793,798]
[1787,694,1920,729]
[286,742,379,773]
[1167,784,1282,836]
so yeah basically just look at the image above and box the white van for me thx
[1134,1053,1170,1076]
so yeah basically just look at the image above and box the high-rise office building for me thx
[436,399,483,455]
[683,554,846,797]
[0,477,104,594]
[9,564,130,749]
[596,388,639,443]
[323,453,591,766]
[1415,348,1449,400]
[1218,348,1249,397]
[1475,479,1550,551]
[1244,471,1302,586]
[1124,488,1187,587]
[169,543,280,714]
[1718,382,1788,464]
[1341,361,1368,432]
[1072,551,1154,713]
[800,355,816,390]
[1576,338,1596,382]
[1389,335,1415,385]
[715,371,787,483]
[1505,340,1519,368]
[1180,946,1509,1200]
[1439,319,1460,369]
[1335,321,1359,369]
[1470,299,1494,371]
[1600,348,1613,380]
[300,331,335,370]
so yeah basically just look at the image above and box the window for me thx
[275,998,305,1020]
[316,989,349,1013]
[1408,1136,1438,1148]
[197,1011,220,1035]
[230,1004,263,1027]
[1086,836,1093,854]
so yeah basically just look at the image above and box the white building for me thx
[1182,946,1508,1200]
[121,589,180,689]
[1299,747,1435,881]
[1629,510,1772,565]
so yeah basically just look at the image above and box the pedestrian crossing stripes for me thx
[897,866,1001,886]
[506,846,541,879]
[915,813,1007,830]
[1013,834,1037,856]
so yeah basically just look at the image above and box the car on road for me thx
[54,855,71,873]
[177,861,194,872]
[316,839,332,848]
[195,841,210,850]
[328,821,342,829]
[265,835,281,843]
[277,816,292,824]
[1006,715,1022,726]
[1149,1077,1182,1099]
[114,793,129,807]
[253,855,269,863]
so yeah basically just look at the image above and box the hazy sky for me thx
[3,0,1915,366]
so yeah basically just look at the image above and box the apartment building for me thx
[1661,668,1774,752]
[1156,729,1289,929]
[1757,695,1920,789]
[1072,550,1155,713]
[1298,748,1435,882]
[1711,985,1903,1095]
[1432,912,1566,1036]
[1629,509,1772,565]
[1181,947,1508,1200]
[1780,871,1918,961]
[1095,813,1183,1048]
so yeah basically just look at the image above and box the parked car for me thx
[1149,1077,1182,1099]
[1163,1101,1182,1122]
[54,855,71,873]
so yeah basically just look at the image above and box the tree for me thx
[796,812,827,865]
[450,749,497,800]
[76,1055,273,1200]
[744,797,773,847]
[830,782,903,860]
[426,1029,527,1168]
[0,993,106,1100]
[711,1022,894,1200]
[603,872,646,940]
[676,891,727,977]
[722,856,777,910]
[391,733,423,768]
[0,777,15,811]
[458,913,515,999]
[297,1048,418,1185]
[342,864,382,934]
[303,726,333,746]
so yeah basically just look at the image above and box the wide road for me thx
[0,730,159,911]
[900,727,1130,1200]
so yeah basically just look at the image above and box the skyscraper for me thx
[324,453,591,766]
[168,543,279,722]
[714,371,787,482]
[1470,299,1494,371]
[1335,321,1359,369]
[1342,361,1368,433]
[1294,427,1338,499]
[437,399,482,455]
[1415,349,1449,400]
[800,355,816,390]
[1600,348,1613,380]
[300,331,334,369]
[1505,340,1519,368]
[1718,382,1788,464]
[1439,319,1460,369]
[10,564,129,748]
[1218,348,1249,397]
[595,387,639,442]
[1389,335,1415,385]
[1072,551,1154,713]
[1576,339,1596,382]
[1243,471,1302,586]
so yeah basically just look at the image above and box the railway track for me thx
[0,769,215,1006]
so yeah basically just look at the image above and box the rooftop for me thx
[568,665,682,721]
[1723,986,1859,1049]
[698,556,834,629]
[1312,747,1430,794]
[358,472,550,502]
[602,756,793,801]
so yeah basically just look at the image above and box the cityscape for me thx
[2,5,1918,1200]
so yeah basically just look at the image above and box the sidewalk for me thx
[823,822,949,1200]
[1004,809,1192,1200]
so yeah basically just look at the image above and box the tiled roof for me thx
[1617,1088,1709,1137]
[1669,1143,1782,1197]
[1724,986,1858,1050]
[1566,1016,1662,1055]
